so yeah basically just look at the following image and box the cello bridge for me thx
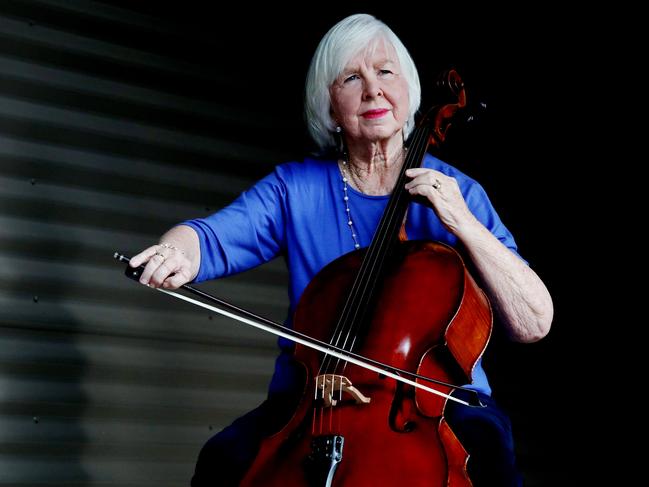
[315,374,371,408]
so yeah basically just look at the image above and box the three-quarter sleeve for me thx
[182,171,288,282]
[463,181,527,263]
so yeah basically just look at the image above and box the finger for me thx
[405,168,427,177]
[148,254,188,288]
[405,175,441,191]
[405,176,425,190]
[130,245,160,268]
[148,256,182,288]
[407,183,437,199]
[405,168,442,178]
[161,267,193,290]
[405,173,427,189]
[138,252,166,285]
[405,172,444,189]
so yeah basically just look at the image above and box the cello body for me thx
[241,240,492,487]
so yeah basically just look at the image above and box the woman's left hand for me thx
[404,168,476,235]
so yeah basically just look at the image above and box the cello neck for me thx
[324,69,467,363]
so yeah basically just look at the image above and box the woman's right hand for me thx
[129,225,200,289]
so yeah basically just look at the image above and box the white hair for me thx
[305,13,421,151]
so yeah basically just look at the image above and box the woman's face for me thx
[329,41,409,145]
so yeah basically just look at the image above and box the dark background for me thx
[0,0,613,484]
[105,2,600,484]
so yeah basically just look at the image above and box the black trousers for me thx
[191,390,522,487]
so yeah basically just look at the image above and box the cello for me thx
[241,69,491,486]
[117,69,491,487]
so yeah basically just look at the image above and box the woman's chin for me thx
[360,127,400,143]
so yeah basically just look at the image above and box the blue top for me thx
[183,154,523,397]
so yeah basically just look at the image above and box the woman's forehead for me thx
[343,40,398,69]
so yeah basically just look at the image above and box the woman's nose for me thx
[363,77,383,99]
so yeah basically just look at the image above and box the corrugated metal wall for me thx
[0,1,294,485]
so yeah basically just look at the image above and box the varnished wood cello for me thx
[240,69,492,486]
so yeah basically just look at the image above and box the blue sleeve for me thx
[464,181,527,264]
[181,171,287,282]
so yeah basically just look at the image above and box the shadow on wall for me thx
[0,298,90,484]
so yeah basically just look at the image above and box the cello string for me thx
[337,378,343,432]
[312,386,318,435]
[316,129,428,429]
[337,122,430,356]
[320,122,429,381]
[327,121,431,376]
[328,378,334,432]
[327,122,428,354]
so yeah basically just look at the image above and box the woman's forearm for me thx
[457,217,554,343]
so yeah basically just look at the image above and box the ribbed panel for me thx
[0,1,293,485]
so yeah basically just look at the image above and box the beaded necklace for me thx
[338,158,361,250]
[337,148,406,251]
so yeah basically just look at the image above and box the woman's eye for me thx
[379,69,393,76]
[343,74,359,83]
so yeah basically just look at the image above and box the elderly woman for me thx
[131,13,552,487]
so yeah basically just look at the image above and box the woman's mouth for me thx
[361,109,389,119]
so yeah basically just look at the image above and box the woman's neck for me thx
[343,141,406,195]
